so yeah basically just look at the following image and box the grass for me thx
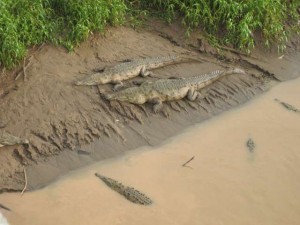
[139,0,300,53]
[0,0,127,69]
[0,0,299,69]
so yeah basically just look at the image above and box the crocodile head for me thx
[103,87,147,104]
[75,78,95,86]
[0,134,29,147]
[11,137,29,146]
[75,73,112,86]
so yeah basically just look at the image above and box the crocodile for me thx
[274,98,300,113]
[103,67,246,112]
[246,138,255,152]
[95,173,152,205]
[75,55,204,90]
[0,131,29,148]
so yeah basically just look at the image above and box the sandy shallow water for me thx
[1,77,300,225]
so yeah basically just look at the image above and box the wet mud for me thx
[1,76,300,225]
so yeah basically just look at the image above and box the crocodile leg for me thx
[92,67,106,73]
[112,81,124,91]
[149,98,163,113]
[132,80,144,85]
[140,66,153,77]
[187,88,200,101]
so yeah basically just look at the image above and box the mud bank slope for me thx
[1,76,300,225]
[0,23,299,191]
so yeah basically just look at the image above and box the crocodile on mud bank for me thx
[103,68,246,112]
[0,131,29,148]
[75,55,204,90]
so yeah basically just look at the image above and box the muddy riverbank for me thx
[0,21,299,191]
[1,75,300,225]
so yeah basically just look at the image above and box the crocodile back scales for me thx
[104,68,245,103]
[0,131,29,147]
[95,173,153,205]
[75,55,197,85]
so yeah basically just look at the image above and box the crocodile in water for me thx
[274,99,300,113]
[246,138,255,152]
[75,55,203,90]
[0,131,29,148]
[95,173,152,205]
[103,68,246,112]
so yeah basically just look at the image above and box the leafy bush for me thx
[138,0,300,53]
[0,0,127,68]
[0,1,25,68]
[0,0,299,69]
[49,0,127,50]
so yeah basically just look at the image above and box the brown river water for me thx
[1,77,300,225]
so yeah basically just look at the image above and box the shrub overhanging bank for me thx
[139,0,300,51]
[0,0,127,69]
[0,0,299,69]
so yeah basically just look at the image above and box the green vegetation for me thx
[139,0,300,52]
[0,0,299,69]
[49,0,127,50]
[0,0,127,69]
